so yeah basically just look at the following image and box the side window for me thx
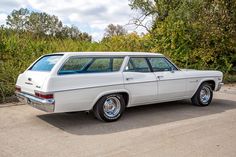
[125,57,150,72]
[126,61,135,72]
[113,58,124,71]
[87,58,111,72]
[59,57,124,74]
[59,57,92,74]
[148,57,177,72]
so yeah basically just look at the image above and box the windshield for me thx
[29,54,63,71]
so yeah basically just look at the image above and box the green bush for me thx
[0,26,235,102]
[0,29,148,102]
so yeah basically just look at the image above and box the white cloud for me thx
[0,0,28,13]
[91,31,104,42]
[0,13,7,25]
[0,0,147,41]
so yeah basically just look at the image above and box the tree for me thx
[79,32,92,42]
[128,0,180,32]
[6,8,30,30]
[104,24,127,38]
[57,25,91,41]
[27,12,63,36]
[5,8,92,42]
[129,0,236,73]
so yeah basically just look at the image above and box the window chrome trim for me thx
[27,54,64,72]
[57,56,125,75]
[123,56,152,73]
[122,56,180,73]
[164,57,180,71]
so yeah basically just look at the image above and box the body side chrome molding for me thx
[50,76,219,93]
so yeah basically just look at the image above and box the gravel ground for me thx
[0,84,236,157]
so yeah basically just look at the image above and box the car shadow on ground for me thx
[38,98,236,135]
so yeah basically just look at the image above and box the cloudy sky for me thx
[0,0,145,41]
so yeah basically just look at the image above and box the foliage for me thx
[104,24,127,38]
[1,1,236,102]
[101,32,148,51]
[6,8,91,41]
[129,0,236,72]
[224,74,236,83]
[0,28,147,102]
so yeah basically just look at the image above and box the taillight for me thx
[35,91,54,99]
[15,85,21,92]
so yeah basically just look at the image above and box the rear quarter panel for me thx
[46,72,125,112]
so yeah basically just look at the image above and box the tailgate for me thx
[16,71,50,95]
[16,54,63,94]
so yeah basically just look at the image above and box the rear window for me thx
[29,55,63,71]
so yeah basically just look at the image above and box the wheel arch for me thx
[203,80,216,90]
[91,89,130,110]
[192,78,216,97]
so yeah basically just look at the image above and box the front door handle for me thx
[126,77,134,81]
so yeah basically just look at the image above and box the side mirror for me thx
[170,67,175,73]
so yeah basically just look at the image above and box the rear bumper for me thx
[216,82,224,91]
[16,92,55,112]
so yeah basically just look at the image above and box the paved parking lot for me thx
[0,85,236,157]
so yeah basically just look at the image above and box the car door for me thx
[148,57,187,101]
[122,57,158,106]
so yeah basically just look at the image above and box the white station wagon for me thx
[16,52,223,122]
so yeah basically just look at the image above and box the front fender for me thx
[192,77,217,97]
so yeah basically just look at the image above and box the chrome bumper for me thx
[216,82,224,91]
[16,92,55,112]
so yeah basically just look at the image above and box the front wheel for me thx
[93,94,125,122]
[191,83,213,106]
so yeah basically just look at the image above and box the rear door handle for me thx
[157,76,164,79]
[126,77,134,81]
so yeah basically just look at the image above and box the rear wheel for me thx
[191,82,213,106]
[93,94,125,122]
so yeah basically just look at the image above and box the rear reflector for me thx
[35,91,54,99]
[15,86,21,92]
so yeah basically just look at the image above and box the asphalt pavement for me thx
[0,84,236,157]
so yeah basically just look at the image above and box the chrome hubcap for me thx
[103,97,121,118]
[200,86,211,104]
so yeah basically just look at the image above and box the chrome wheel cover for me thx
[200,86,211,104]
[103,97,121,118]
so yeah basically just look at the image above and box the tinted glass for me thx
[59,57,92,74]
[113,58,124,71]
[29,55,62,71]
[59,57,124,74]
[126,58,150,72]
[149,57,177,72]
[87,58,111,72]
[125,61,135,71]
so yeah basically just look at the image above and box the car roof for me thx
[51,52,163,57]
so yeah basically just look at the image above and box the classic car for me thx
[15,52,223,122]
